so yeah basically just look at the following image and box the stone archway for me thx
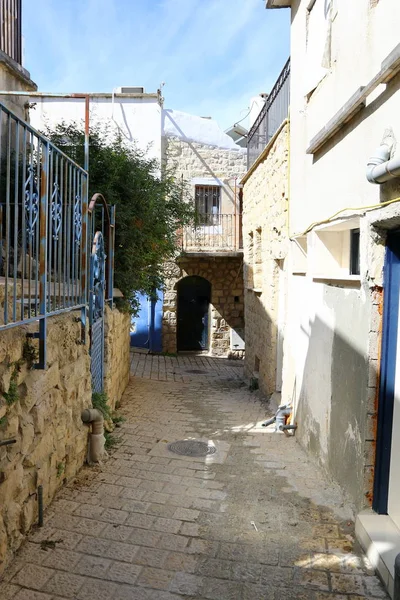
[177,275,211,351]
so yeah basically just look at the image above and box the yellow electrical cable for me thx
[290,195,400,239]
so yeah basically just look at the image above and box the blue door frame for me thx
[130,291,163,353]
[373,231,400,514]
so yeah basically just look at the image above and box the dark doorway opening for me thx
[177,276,211,351]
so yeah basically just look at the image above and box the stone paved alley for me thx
[0,354,389,600]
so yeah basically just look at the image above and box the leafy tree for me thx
[44,120,194,311]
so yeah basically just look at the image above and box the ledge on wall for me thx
[0,49,37,90]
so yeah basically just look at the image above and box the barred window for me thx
[195,185,220,225]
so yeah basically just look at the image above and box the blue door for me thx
[130,291,163,352]
[374,231,400,518]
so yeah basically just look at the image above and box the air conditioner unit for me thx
[116,86,145,94]
[230,328,245,351]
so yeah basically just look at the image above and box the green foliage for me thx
[104,431,119,450]
[22,338,38,368]
[3,360,23,405]
[56,462,65,478]
[111,413,126,424]
[43,121,195,311]
[92,391,112,421]
[0,416,7,427]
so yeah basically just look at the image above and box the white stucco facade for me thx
[270,1,400,595]
[28,93,162,164]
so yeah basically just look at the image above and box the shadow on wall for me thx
[243,273,378,511]
[293,309,373,511]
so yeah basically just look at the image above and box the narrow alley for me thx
[0,354,388,600]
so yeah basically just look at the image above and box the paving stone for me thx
[163,551,199,573]
[43,572,86,597]
[159,533,189,551]
[12,564,54,590]
[13,592,53,600]
[73,554,112,578]
[331,573,365,595]
[172,507,200,522]
[0,583,21,599]
[125,513,155,529]
[231,561,262,583]
[136,566,174,589]
[41,548,81,571]
[107,561,142,585]
[169,572,204,595]
[202,576,243,599]
[260,566,294,587]
[128,527,162,547]
[294,569,330,591]
[132,547,169,568]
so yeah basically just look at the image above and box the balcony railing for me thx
[182,213,242,252]
[0,101,88,367]
[0,0,22,64]
[247,57,290,169]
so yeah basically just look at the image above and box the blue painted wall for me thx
[130,290,163,352]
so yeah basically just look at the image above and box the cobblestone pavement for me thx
[0,353,388,600]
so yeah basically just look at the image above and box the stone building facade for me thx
[241,122,289,395]
[163,256,244,357]
[161,110,247,357]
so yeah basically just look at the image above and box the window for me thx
[310,218,361,281]
[350,229,360,275]
[305,0,334,95]
[195,185,220,225]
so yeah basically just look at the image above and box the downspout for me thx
[81,408,106,463]
[366,130,400,184]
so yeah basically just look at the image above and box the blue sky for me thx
[22,0,290,130]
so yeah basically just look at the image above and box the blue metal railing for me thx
[247,58,290,169]
[0,101,89,367]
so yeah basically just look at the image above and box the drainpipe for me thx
[366,130,400,184]
[81,408,106,463]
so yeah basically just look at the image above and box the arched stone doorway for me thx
[177,276,211,351]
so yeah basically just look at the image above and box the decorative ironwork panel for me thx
[91,319,104,393]
[89,231,106,392]
[24,166,39,240]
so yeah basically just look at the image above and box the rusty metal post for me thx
[84,96,90,173]
[80,173,88,343]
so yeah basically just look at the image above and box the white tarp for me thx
[162,108,245,151]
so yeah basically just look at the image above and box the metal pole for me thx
[37,485,44,527]
[84,95,89,173]
[394,553,400,600]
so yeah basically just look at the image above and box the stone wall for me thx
[164,137,247,195]
[104,306,131,411]
[242,123,289,395]
[0,50,37,120]
[0,313,91,574]
[0,306,130,574]
[163,256,244,357]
